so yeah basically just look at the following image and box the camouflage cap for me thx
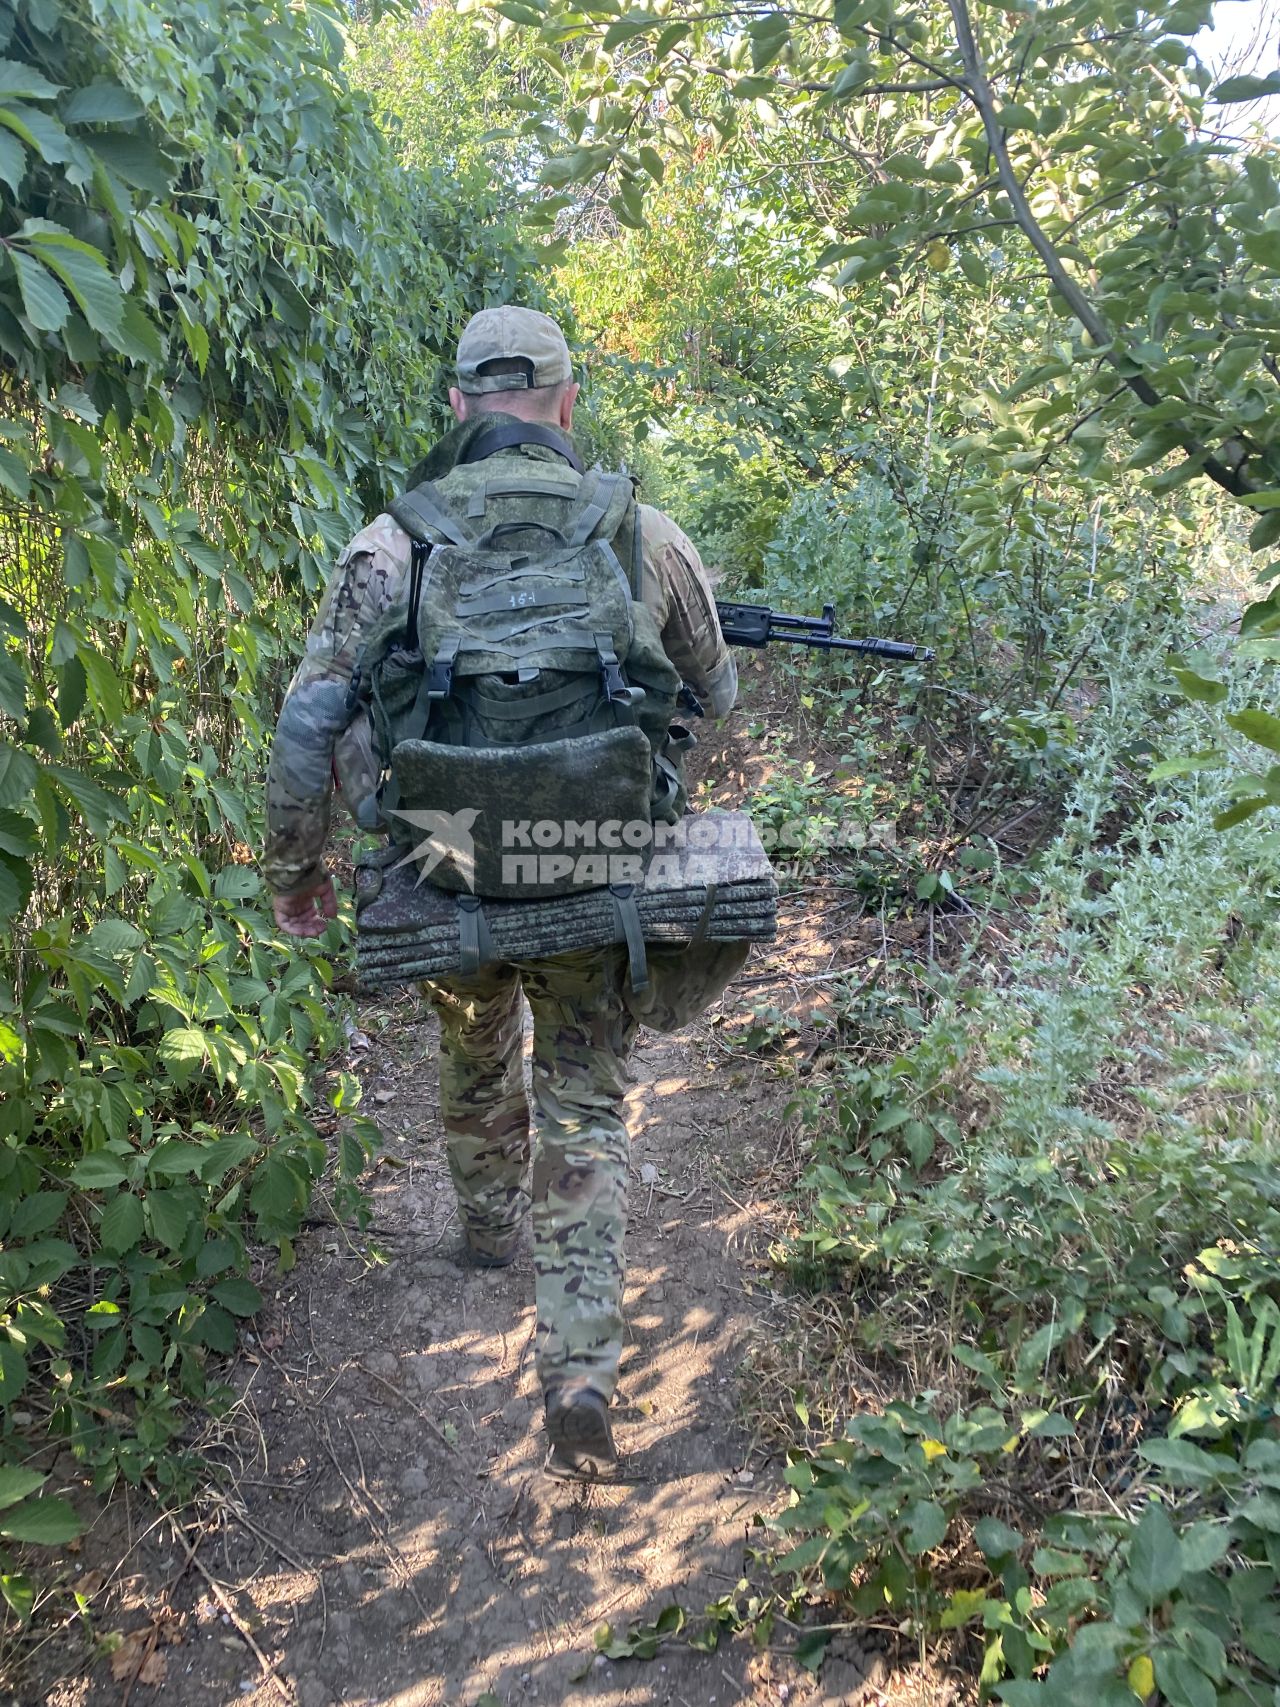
[455,306,574,394]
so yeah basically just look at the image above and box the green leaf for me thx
[0,444,30,499]
[42,762,126,834]
[0,1497,81,1546]
[0,1341,28,1404]
[61,83,143,125]
[653,1603,684,1637]
[1154,1650,1216,1707]
[795,1626,833,1672]
[211,1277,263,1317]
[9,249,67,332]
[1169,666,1227,706]
[1225,708,1280,754]
[179,312,209,375]
[250,1157,305,1222]
[0,745,36,810]
[147,1188,195,1252]
[903,1498,948,1554]
[87,918,144,956]
[1138,1438,1227,1483]
[88,132,172,194]
[72,1152,129,1189]
[996,102,1037,130]
[9,1191,67,1239]
[197,1134,259,1182]
[1178,1521,1230,1575]
[1249,510,1280,553]
[0,102,72,163]
[604,16,658,51]
[0,129,24,193]
[199,1303,237,1354]
[19,223,123,336]
[1127,1502,1183,1603]
[132,1322,164,1366]
[338,1130,364,1179]
[109,298,163,366]
[1243,230,1280,269]
[1213,796,1268,830]
[1022,1410,1076,1439]
[0,1468,46,1511]
[99,1192,144,1255]
[1,1573,35,1622]
[655,21,691,56]
[1148,750,1224,782]
[157,1027,209,1068]
[974,1517,1024,1559]
[0,61,63,100]
[213,865,261,901]
[57,656,86,729]
[941,1588,993,1630]
[1212,72,1280,102]
[0,853,27,924]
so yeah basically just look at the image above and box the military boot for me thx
[544,1384,617,1482]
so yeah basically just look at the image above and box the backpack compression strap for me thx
[461,421,586,475]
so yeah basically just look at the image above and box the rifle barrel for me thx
[714,600,934,663]
[741,627,936,662]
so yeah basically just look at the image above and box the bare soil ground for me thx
[17,676,970,1707]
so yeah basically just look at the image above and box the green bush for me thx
[773,672,1280,1702]
[0,0,540,1588]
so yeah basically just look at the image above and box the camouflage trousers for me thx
[424,946,638,1403]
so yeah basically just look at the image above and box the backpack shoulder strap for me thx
[630,499,644,600]
[461,421,586,474]
[390,479,475,550]
[566,470,635,550]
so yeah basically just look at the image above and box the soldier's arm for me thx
[262,515,412,904]
[636,504,738,717]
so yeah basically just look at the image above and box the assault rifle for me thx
[716,600,935,663]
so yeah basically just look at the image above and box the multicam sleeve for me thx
[261,514,413,895]
[636,504,738,718]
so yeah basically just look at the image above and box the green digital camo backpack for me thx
[360,426,688,959]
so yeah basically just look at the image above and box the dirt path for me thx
[33,964,898,1706]
[205,994,789,1706]
[100,986,854,1707]
[28,689,925,1707]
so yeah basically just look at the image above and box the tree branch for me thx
[945,0,1256,500]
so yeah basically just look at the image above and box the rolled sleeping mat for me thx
[354,808,778,991]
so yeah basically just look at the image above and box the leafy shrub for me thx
[771,680,1280,1700]
[0,0,540,1593]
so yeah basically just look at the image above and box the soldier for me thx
[263,306,736,1479]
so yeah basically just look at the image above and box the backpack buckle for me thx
[425,659,454,699]
[595,633,631,704]
[601,658,629,701]
[344,656,364,714]
[425,633,461,700]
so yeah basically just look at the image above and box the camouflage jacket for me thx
[262,417,737,896]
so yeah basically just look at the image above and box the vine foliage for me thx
[0,0,537,1594]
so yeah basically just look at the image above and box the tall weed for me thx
[773,647,1280,1704]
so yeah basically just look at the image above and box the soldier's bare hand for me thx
[273,876,339,938]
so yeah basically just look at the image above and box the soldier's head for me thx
[449,306,580,431]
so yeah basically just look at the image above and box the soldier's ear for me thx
[448,387,469,423]
[559,384,580,431]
